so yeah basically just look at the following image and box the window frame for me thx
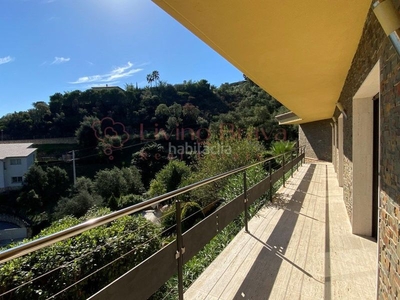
[11,176,23,184]
[10,158,22,165]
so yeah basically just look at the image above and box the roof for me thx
[91,86,125,93]
[0,143,37,160]
[275,111,302,125]
[152,0,371,124]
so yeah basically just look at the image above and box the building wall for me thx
[331,2,400,298]
[3,157,29,188]
[299,119,332,162]
[26,152,35,166]
[0,161,4,189]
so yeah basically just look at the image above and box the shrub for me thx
[266,140,296,167]
[0,208,162,300]
[94,166,144,200]
[117,194,144,209]
[148,160,191,197]
[161,201,204,235]
[181,129,265,208]
[53,191,102,219]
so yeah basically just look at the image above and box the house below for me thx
[0,143,37,190]
[91,86,125,93]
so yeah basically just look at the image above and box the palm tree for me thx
[267,140,296,166]
[152,70,160,87]
[146,73,154,87]
[146,71,160,87]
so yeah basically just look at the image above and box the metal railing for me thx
[0,146,306,299]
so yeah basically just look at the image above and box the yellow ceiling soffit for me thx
[152,0,371,124]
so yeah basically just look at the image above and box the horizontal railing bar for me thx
[0,146,305,264]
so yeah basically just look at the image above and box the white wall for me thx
[338,115,344,187]
[4,156,30,188]
[351,61,380,236]
[26,152,35,166]
[352,97,374,235]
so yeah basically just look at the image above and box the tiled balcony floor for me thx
[184,163,377,300]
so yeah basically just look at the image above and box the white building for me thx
[0,143,37,189]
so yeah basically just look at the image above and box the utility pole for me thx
[72,150,76,185]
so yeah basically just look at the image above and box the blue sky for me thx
[0,0,243,117]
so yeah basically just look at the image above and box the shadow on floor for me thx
[233,164,317,299]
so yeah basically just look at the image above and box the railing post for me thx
[175,200,184,300]
[243,171,249,233]
[297,148,300,171]
[269,160,272,203]
[291,149,294,178]
[300,147,303,166]
[303,146,305,164]
[282,154,286,187]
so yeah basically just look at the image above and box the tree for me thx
[152,70,160,87]
[53,177,102,219]
[132,143,170,187]
[94,166,144,201]
[29,101,51,136]
[53,191,102,219]
[17,165,70,225]
[166,103,183,131]
[146,73,154,87]
[44,166,70,202]
[148,160,191,197]
[146,70,160,87]
[182,103,200,124]
[75,116,101,148]
[181,129,266,208]
[155,104,170,125]
[266,140,296,167]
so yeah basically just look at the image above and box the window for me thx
[11,176,23,184]
[10,159,22,165]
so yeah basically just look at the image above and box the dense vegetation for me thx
[0,74,295,143]
[0,135,296,299]
[0,73,297,225]
[0,208,162,299]
[0,73,298,299]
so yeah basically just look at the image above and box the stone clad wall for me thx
[334,7,386,219]
[299,119,332,162]
[380,192,400,297]
[331,1,400,298]
[378,0,400,292]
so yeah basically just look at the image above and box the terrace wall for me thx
[299,119,332,162]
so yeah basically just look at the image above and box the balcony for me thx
[185,162,377,299]
[0,151,377,299]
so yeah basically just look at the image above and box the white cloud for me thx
[0,56,15,65]
[52,57,70,64]
[70,62,143,85]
